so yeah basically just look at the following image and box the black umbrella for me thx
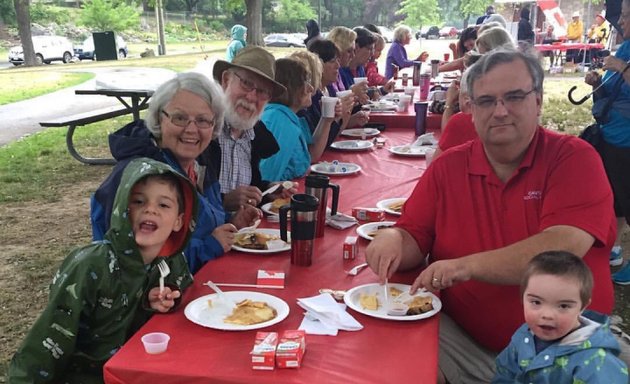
[606,0,622,34]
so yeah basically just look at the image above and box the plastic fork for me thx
[157,259,170,294]
[345,262,368,276]
[237,218,261,233]
[204,280,236,313]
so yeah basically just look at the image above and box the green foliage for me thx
[225,0,246,21]
[30,3,72,25]
[397,0,440,27]
[0,0,15,25]
[459,0,491,21]
[271,0,316,32]
[80,0,140,32]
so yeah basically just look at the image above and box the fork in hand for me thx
[157,259,170,295]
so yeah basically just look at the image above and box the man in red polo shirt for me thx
[366,48,616,384]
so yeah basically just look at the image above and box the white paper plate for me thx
[185,291,290,331]
[232,228,290,254]
[388,145,433,157]
[341,128,380,138]
[260,202,284,217]
[356,221,396,241]
[330,140,374,151]
[310,162,362,176]
[376,198,406,216]
[344,283,441,321]
[363,101,398,111]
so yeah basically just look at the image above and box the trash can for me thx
[93,31,118,61]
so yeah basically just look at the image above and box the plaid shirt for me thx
[217,123,255,194]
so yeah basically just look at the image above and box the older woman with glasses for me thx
[260,57,336,180]
[91,72,260,273]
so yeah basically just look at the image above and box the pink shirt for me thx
[397,127,615,351]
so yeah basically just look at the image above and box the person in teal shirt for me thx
[226,24,247,62]
[260,56,335,181]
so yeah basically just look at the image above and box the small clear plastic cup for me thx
[141,332,170,354]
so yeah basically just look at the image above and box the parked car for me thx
[8,35,74,66]
[263,33,306,47]
[416,26,440,40]
[377,26,394,43]
[74,35,128,60]
[439,26,458,39]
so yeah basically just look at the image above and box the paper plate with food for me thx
[362,100,397,111]
[233,229,290,254]
[376,198,406,216]
[356,221,396,241]
[330,140,374,151]
[388,145,432,157]
[341,128,380,138]
[310,161,362,176]
[261,198,290,216]
[184,291,290,331]
[344,283,441,321]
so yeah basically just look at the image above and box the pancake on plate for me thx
[224,299,277,325]
[269,198,290,214]
[235,232,281,250]
[405,296,434,315]
[359,293,379,310]
[388,200,405,213]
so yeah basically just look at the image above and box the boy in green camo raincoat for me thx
[9,157,198,383]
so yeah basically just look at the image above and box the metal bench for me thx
[39,106,131,165]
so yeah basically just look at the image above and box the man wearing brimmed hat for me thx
[567,11,584,43]
[205,46,291,211]
[566,11,585,63]
[588,12,610,44]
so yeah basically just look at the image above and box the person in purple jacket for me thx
[385,25,428,79]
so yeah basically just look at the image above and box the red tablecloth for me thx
[103,127,438,384]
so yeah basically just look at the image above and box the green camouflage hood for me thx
[106,157,198,271]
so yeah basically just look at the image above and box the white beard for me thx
[224,88,263,133]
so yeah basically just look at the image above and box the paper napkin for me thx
[326,212,359,230]
[412,132,438,146]
[297,293,363,336]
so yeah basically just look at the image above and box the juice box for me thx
[256,270,285,288]
[276,330,306,369]
[251,332,278,370]
[343,236,358,260]
[352,207,385,222]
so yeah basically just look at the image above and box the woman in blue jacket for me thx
[91,72,259,273]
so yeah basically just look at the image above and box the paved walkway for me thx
[0,67,174,147]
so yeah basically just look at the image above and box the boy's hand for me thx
[148,286,181,313]
[212,223,238,252]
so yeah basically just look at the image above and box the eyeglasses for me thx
[232,71,273,101]
[161,110,215,129]
[471,88,537,110]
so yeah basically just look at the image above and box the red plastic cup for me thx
[443,53,450,62]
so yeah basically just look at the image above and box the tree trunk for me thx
[14,0,37,66]
[245,0,263,45]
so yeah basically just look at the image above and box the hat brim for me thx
[213,60,286,98]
